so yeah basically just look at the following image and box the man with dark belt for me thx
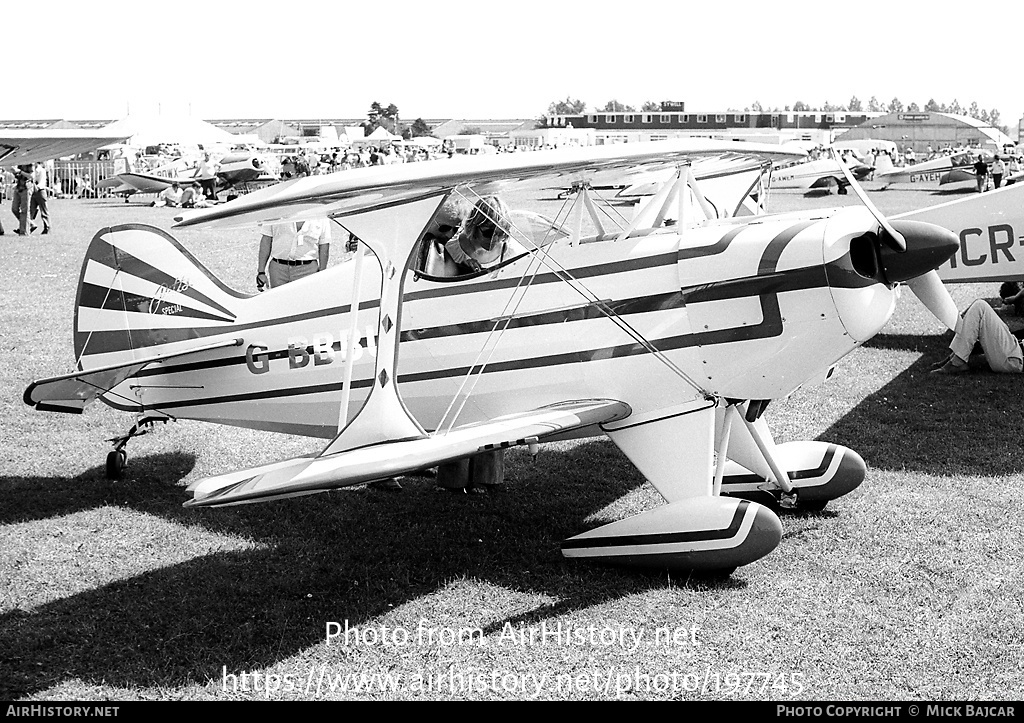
[256,218,332,290]
[11,164,34,235]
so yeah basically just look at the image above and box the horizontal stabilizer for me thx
[186,399,631,507]
[24,338,242,414]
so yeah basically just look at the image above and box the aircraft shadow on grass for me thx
[0,440,755,698]
[819,332,1024,477]
[12,328,1022,696]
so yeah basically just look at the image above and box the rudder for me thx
[74,224,247,368]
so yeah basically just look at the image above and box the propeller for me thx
[835,153,960,331]
[834,150,906,251]
[907,271,960,331]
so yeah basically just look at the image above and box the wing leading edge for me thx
[0,130,130,165]
[172,139,805,230]
[185,399,631,507]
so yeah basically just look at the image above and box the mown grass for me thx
[1,184,1021,700]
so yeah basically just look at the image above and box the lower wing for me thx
[185,399,631,507]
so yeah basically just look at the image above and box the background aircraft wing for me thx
[111,172,201,194]
[185,399,631,507]
[173,139,805,230]
[0,130,129,165]
[896,183,1024,283]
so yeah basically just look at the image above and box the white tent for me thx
[101,114,239,150]
[350,126,403,146]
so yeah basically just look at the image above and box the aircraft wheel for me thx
[105,449,127,480]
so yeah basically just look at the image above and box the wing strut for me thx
[322,194,448,455]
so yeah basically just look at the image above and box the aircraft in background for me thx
[872,148,1021,190]
[769,145,873,194]
[896,182,1024,284]
[24,139,960,575]
[0,129,130,166]
[96,152,276,201]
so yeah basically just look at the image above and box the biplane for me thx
[0,129,130,166]
[24,139,961,574]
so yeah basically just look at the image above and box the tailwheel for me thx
[105,449,127,480]
[103,415,170,480]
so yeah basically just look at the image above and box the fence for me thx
[51,159,127,198]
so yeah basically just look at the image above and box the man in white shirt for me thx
[152,182,184,207]
[195,152,221,201]
[256,218,332,290]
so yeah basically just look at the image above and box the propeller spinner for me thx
[836,157,960,330]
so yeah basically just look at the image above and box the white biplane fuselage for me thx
[26,140,961,574]
[80,211,891,436]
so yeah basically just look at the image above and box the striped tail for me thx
[74,223,247,368]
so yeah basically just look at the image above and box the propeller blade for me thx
[833,149,907,252]
[907,270,960,331]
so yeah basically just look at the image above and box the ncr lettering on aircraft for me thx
[945,223,1020,270]
[245,327,378,375]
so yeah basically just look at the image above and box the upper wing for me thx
[24,338,242,414]
[0,130,129,165]
[173,139,804,230]
[185,399,631,507]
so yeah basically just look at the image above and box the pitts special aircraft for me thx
[0,129,130,166]
[24,140,961,574]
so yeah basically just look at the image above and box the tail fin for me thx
[74,223,247,368]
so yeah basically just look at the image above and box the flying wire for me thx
[434,179,714,435]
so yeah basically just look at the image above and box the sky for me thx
[9,0,1024,127]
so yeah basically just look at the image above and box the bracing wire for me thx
[434,177,714,435]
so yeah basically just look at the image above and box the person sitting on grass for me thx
[152,182,184,208]
[931,297,1023,374]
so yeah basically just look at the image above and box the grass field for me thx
[1,179,1021,701]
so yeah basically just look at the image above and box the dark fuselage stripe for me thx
[103,221,857,413]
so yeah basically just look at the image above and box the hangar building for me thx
[837,112,1015,155]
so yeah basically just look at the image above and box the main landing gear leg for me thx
[104,415,169,480]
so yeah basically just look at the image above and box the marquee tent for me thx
[101,114,240,150]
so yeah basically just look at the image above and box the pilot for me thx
[443,195,518,274]
[418,196,471,276]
